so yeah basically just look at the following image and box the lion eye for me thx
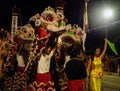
[24,30,27,33]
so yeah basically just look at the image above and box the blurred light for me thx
[103,9,113,18]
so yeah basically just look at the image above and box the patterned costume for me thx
[4,53,28,91]
[13,54,28,91]
[50,50,68,91]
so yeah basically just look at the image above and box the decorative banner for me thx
[83,0,89,33]
[11,7,19,42]
[82,0,89,51]
[107,39,118,55]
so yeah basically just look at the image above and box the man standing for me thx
[65,47,87,91]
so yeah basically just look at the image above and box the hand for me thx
[104,37,107,42]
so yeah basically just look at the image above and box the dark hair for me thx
[67,44,81,58]
[90,47,101,61]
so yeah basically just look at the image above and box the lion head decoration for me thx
[57,24,83,55]
[15,24,35,51]
[40,6,68,33]
[15,24,35,40]
[40,6,57,26]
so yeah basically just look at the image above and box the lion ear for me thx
[35,19,41,27]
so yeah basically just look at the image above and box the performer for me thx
[3,24,35,91]
[13,43,29,91]
[90,38,107,91]
[58,28,87,91]
[3,43,17,90]
[3,42,29,91]
[50,49,69,91]
[30,41,56,91]
[0,39,12,90]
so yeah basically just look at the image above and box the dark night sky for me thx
[0,0,120,55]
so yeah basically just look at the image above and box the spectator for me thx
[65,47,87,91]
[89,38,107,91]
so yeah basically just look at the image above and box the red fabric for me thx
[38,28,48,39]
[36,72,52,83]
[17,66,25,73]
[36,28,48,53]
[30,72,55,91]
[68,80,84,91]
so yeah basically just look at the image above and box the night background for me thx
[0,0,120,55]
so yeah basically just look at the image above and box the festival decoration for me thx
[107,39,118,55]
[29,13,41,28]
[1,6,88,90]
[1,23,36,90]
[15,24,35,40]
[82,0,89,51]
[45,6,67,32]
[11,6,19,42]
[58,24,83,54]
[40,6,57,25]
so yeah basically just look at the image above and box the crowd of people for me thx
[0,6,108,91]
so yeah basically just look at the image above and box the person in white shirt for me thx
[30,45,56,91]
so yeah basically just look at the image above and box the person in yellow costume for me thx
[90,38,107,91]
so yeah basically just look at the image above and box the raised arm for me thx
[86,56,92,76]
[100,38,107,59]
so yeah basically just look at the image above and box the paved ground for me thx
[102,71,120,91]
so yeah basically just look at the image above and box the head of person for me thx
[94,48,101,57]
[78,50,86,60]
[59,34,82,58]
[45,46,52,55]
[54,51,61,61]
[67,43,81,58]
